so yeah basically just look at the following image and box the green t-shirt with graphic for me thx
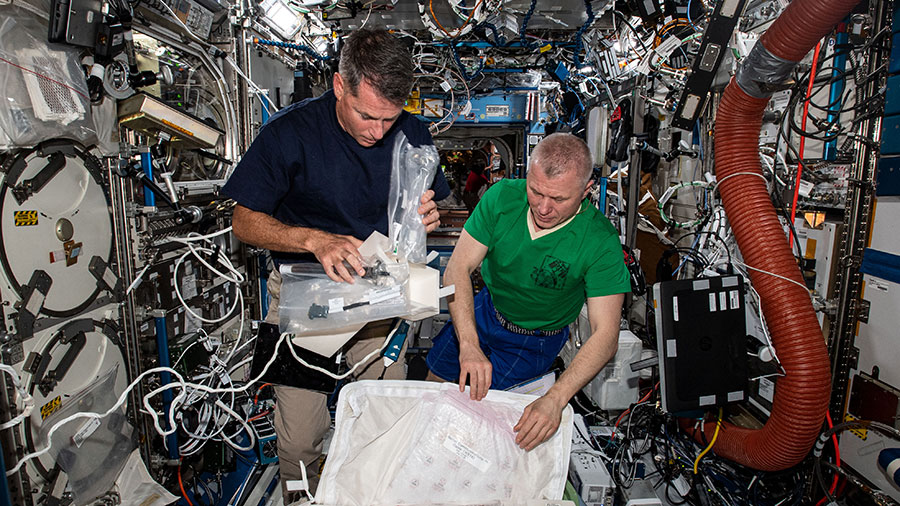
[464,179,630,330]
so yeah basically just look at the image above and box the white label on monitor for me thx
[698,395,716,406]
[709,293,717,312]
[719,292,727,311]
[672,296,680,321]
[722,276,738,287]
[729,290,740,309]
[727,390,744,402]
[693,279,710,291]
[443,434,490,472]
[666,339,677,357]
[758,377,775,402]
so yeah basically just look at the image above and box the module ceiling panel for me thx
[337,1,612,32]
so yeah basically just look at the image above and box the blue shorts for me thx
[425,288,570,391]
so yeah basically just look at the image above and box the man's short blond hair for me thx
[528,133,593,185]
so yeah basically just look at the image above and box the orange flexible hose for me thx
[684,0,862,470]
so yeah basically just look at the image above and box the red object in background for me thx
[464,169,490,194]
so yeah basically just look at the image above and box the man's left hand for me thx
[418,190,440,233]
[513,394,565,451]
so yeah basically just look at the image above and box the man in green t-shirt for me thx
[426,133,630,451]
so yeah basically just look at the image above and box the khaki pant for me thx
[265,269,406,500]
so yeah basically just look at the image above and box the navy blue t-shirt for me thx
[222,89,450,264]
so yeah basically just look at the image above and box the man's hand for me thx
[513,394,565,451]
[418,189,441,233]
[305,230,365,283]
[458,344,492,400]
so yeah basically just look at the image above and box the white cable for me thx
[749,372,786,381]
[173,254,243,324]
[172,227,234,243]
[8,311,393,472]
[177,238,244,283]
[285,324,398,380]
[170,228,245,325]
[0,365,34,431]
[745,283,784,371]
[7,366,186,476]
[158,2,278,121]
[224,56,279,114]
[215,398,255,451]
[228,356,253,375]
[229,332,257,360]
[125,262,154,295]
[358,1,374,28]
[228,462,257,506]
[710,171,769,194]
[177,371,236,449]
[732,260,810,293]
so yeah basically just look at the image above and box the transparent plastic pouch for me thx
[0,5,97,148]
[388,132,439,263]
[40,365,135,505]
[279,259,413,334]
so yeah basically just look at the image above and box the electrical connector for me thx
[382,320,410,367]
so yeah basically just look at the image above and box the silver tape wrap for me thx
[735,43,797,99]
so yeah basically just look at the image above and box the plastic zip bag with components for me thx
[0,5,97,148]
[279,257,414,334]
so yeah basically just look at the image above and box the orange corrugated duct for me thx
[684,0,862,470]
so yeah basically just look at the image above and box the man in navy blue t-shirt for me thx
[221,28,449,497]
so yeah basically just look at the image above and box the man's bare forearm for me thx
[443,231,489,350]
[444,257,479,348]
[543,294,624,406]
[545,326,617,405]
[231,204,321,253]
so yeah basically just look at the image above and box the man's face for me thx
[333,73,403,147]
[526,165,592,230]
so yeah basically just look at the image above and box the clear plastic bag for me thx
[388,133,439,263]
[0,5,97,148]
[40,365,135,505]
[279,259,412,334]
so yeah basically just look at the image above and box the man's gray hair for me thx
[338,28,414,105]
[528,133,593,184]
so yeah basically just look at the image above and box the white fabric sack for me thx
[316,380,573,506]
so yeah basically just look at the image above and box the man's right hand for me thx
[305,230,365,283]
[458,344,492,401]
